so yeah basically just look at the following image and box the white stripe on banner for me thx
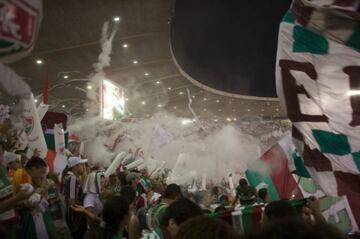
[33,211,49,239]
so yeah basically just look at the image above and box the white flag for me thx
[21,94,47,159]
[54,153,68,181]
[149,124,173,150]
[54,123,65,154]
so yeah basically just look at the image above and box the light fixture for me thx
[348,90,360,96]
[141,101,146,105]
[34,99,38,103]
[247,109,251,112]
[218,109,222,112]
[61,105,66,108]
[226,118,232,122]
[233,117,237,121]
[125,98,129,101]
[203,98,207,101]
[87,85,92,90]
[216,99,220,103]
[156,81,161,84]
[192,95,195,98]
[123,44,128,48]
[86,109,89,112]
[203,108,207,112]
[63,75,69,79]
[36,59,43,64]
[276,108,279,111]
[181,119,195,125]
[261,109,264,112]
[173,106,177,109]
[113,16,120,22]
[214,119,218,122]
[144,72,149,76]
[179,91,183,95]
[133,60,138,64]
[157,104,162,108]
[168,87,172,90]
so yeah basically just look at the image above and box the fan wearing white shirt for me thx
[83,171,105,238]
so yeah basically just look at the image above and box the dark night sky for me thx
[170,0,292,98]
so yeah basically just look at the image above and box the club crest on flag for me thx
[22,115,34,135]
[0,0,42,63]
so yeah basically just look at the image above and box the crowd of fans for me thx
[0,141,358,239]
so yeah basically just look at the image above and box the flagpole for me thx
[43,63,50,104]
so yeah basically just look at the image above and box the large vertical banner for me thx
[41,112,68,172]
[275,5,360,230]
[100,79,125,120]
[246,134,303,201]
[41,111,68,151]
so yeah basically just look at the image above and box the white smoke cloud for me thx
[85,21,118,116]
[68,20,285,186]
[69,111,261,184]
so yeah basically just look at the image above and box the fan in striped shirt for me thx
[141,198,203,239]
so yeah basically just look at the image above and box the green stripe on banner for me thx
[282,11,295,24]
[292,151,311,178]
[312,129,351,155]
[287,199,307,208]
[44,132,69,151]
[328,207,353,233]
[299,177,318,194]
[293,25,329,54]
[43,210,54,237]
[245,169,280,201]
[0,40,14,47]
[241,206,254,234]
[347,24,360,52]
[208,211,224,219]
[351,151,360,171]
[241,205,263,234]
[20,210,37,238]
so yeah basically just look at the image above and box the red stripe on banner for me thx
[46,150,56,173]
[251,205,263,231]
[43,64,50,104]
[41,112,68,131]
[261,143,302,199]
[335,172,360,227]
[303,144,332,171]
